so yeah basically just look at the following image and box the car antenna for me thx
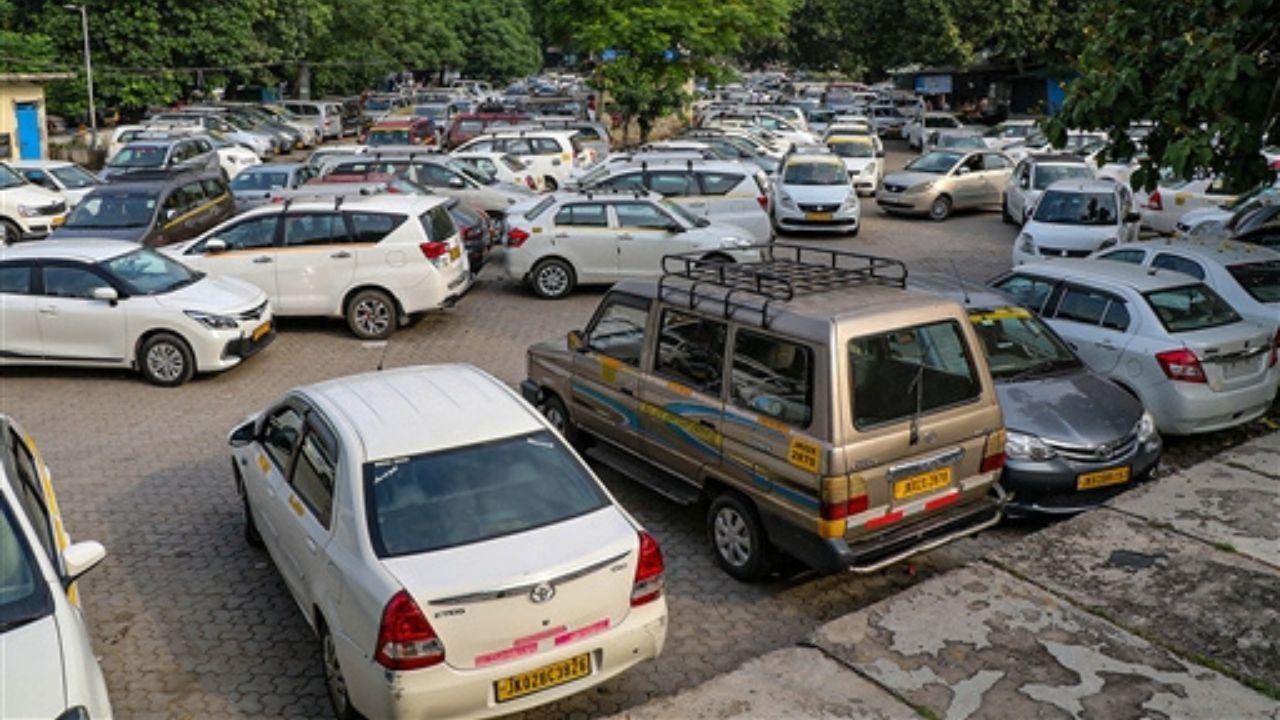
[948,259,971,305]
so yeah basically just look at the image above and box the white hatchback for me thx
[1012,179,1141,265]
[229,365,668,719]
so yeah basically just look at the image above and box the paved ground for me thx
[2,141,1277,719]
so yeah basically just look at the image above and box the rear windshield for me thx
[524,195,556,220]
[1227,260,1280,304]
[231,171,290,191]
[108,145,166,168]
[418,205,456,242]
[1144,284,1241,332]
[364,431,609,556]
[850,320,982,429]
[1034,164,1093,190]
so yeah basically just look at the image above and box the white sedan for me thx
[229,365,668,719]
[1136,175,1236,235]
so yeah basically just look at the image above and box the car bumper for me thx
[191,315,275,372]
[346,601,667,719]
[876,192,932,214]
[1002,437,1162,517]
[1148,370,1279,434]
[397,263,473,314]
[774,208,859,232]
[16,215,66,240]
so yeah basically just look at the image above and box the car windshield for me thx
[905,151,962,174]
[1145,284,1241,332]
[0,164,26,189]
[829,139,874,158]
[937,135,986,149]
[364,431,610,557]
[101,248,202,294]
[447,160,491,185]
[782,161,847,185]
[414,105,444,119]
[365,99,392,111]
[1033,190,1118,225]
[663,199,708,227]
[108,145,167,168]
[0,501,52,634]
[850,320,981,428]
[231,171,290,191]
[369,129,410,145]
[968,307,1081,379]
[500,154,526,171]
[1226,260,1280,304]
[64,193,157,229]
[50,165,99,189]
[1034,164,1093,190]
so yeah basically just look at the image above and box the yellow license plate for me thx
[51,215,66,227]
[893,467,952,500]
[252,322,271,342]
[1077,466,1129,490]
[495,653,591,703]
[805,211,833,221]
[449,245,461,260]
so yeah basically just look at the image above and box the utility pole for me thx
[64,4,97,150]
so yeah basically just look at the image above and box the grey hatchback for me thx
[913,277,1162,515]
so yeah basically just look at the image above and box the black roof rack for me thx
[658,243,908,327]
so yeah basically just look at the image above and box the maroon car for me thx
[443,111,531,149]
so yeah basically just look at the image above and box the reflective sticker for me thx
[788,437,821,474]
[665,381,693,397]
[640,403,721,449]
[600,356,621,384]
[969,307,1032,324]
[756,415,790,434]
[257,454,270,474]
[288,495,305,516]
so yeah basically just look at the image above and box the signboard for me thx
[914,74,953,95]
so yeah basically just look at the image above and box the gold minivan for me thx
[522,244,1007,580]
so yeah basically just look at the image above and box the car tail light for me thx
[1146,190,1163,211]
[507,226,530,248]
[462,225,482,242]
[820,493,868,521]
[757,195,769,211]
[525,175,537,190]
[1268,328,1279,368]
[374,590,444,670]
[980,429,1007,473]
[631,531,664,607]
[419,241,449,260]
[1156,348,1207,383]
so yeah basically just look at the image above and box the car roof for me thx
[1026,153,1087,165]
[244,192,448,214]
[1118,237,1280,265]
[1042,178,1119,194]
[907,273,1016,310]
[241,162,305,173]
[6,159,77,169]
[300,365,544,461]
[0,238,138,263]
[599,158,754,174]
[1012,258,1201,291]
[784,153,842,166]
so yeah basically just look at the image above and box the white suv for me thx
[228,365,668,719]
[0,240,273,385]
[167,194,470,339]
[0,163,68,243]
[454,130,590,190]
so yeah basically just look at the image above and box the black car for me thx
[52,168,234,247]
[444,198,493,274]
[100,135,221,182]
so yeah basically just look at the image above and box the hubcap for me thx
[931,200,948,218]
[324,633,348,715]
[537,265,569,296]
[713,507,752,567]
[146,343,184,382]
[354,298,391,336]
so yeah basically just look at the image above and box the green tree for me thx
[447,0,540,83]
[1046,0,1279,192]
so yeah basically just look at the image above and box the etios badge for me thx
[529,582,555,604]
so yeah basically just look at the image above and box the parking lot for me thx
[2,141,1275,719]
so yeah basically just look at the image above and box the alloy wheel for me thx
[354,298,391,336]
[146,343,185,383]
[713,506,752,567]
[537,265,570,297]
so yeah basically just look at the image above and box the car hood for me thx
[1,183,64,206]
[882,171,942,190]
[51,225,149,242]
[2,615,65,719]
[839,157,876,173]
[1178,205,1231,228]
[62,188,95,207]
[1023,220,1119,249]
[153,274,267,313]
[997,370,1142,445]
[781,183,851,204]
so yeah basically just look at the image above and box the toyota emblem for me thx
[529,582,555,604]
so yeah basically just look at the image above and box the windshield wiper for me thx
[1007,358,1073,382]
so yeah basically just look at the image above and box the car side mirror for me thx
[875,150,885,158]
[228,419,256,447]
[164,208,178,221]
[449,176,466,189]
[205,238,228,254]
[666,223,684,234]
[567,329,586,353]
[957,166,972,176]
[61,541,106,586]
[1125,211,1141,224]
[91,286,119,304]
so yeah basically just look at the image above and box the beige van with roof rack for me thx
[521,244,1007,580]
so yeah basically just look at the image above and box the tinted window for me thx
[0,499,52,627]
[850,321,981,428]
[202,178,227,197]
[231,171,291,191]
[349,212,406,243]
[1099,249,1146,264]
[0,265,31,294]
[9,432,55,564]
[698,172,742,195]
[418,163,461,188]
[64,193,157,230]
[292,426,336,528]
[984,153,1011,169]
[1152,253,1206,280]
[419,205,456,242]
[1145,284,1241,332]
[42,266,110,299]
[1226,260,1280,303]
[655,310,727,395]
[1053,286,1111,325]
[210,215,279,251]
[531,137,561,154]
[587,296,650,366]
[647,172,697,196]
[600,173,645,191]
[614,202,673,230]
[262,407,304,471]
[365,431,609,557]
[730,330,813,427]
[284,213,349,246]
[969,308,1080,379]
[554,203,608,227]
[994,274,1056,312]
[1101,300,1131,331]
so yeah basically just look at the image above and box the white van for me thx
[454,130,589,190]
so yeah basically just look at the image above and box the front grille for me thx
[1038,246,1092,258]
[234,301,268,322]
[35,201,67,216]
[883,183,907,193]
[1044,426,1139,463]
[799,203,840,213]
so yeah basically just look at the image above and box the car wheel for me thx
[1001,195,1013,224]
[322,625,363,720]
[928,195,952,222]
[708,493,772,581]
[530,258,575,299]
[700,252,735,264]
[138,332,195,387]
[238,469,264,548]
[543,176,559,191]
[346,289,396,340]
[1,218,21,246]
[539,393,583,447]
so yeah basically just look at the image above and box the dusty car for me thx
[522,244,1008,580]
[878,149,1014,221]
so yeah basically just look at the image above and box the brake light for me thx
[631,531,664,607]
[374,590,444,670]
[980,428,1007,473]
[462,225,482,241]
[525,176,537,190]
[419,241,448,260]
[820,493,868,521]
[757,195,769,211]
[507,226,530,248]
[1155,348,1207,383]
[1146,190,1163,211]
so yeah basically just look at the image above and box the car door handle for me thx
[697,419,716,429]
[619,233,634,241]
[1066,341,1079,351]
[253,255,273,264]
[1095,340,1118,350]
[305,537,318,554]
[38,305,58,315]
[553,233,569,239]
[330,251,352,259]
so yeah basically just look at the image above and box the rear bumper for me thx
[1148,369,1279,434]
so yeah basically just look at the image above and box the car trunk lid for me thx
[1179,322,1274,391]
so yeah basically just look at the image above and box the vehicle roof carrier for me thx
[658,243,908,328]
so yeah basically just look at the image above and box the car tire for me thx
[1001,195,1013,224]
[237,468,264,548]
[321,624,364,720]
[530,258,575,299]
[1,218,21,246]
[138,332,196,387]
[539,393,584,447]
[345,289,396,340]
[929,195,952,222]
[543,176,559,191]
[700,252,735,264]
[708,492,772,582]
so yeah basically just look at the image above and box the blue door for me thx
[15,102,41,159]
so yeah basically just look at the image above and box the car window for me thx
[0,498,53,626]
[1099,249,1146,264]
[207,215,279,251]
[505,139,535,155]
[8,431,56,565]
[1226,260,1280,304]
[1052,285,1112,325]
[698,173,742,196]
[531,137,561,155]
[284,213,350,246]
[1101,300,1131,331]
[1144,284,1241,332]
[984,153,1011,170]
[0,264,32,294]
[647,172,697,196]
[348,212,407,243]
[262,406,304,471]
[601,173,645,191]
[850,320,981,429]
[20,169,56,190]
[993,274,1056,312]
[554,203,608,227]
[418,163,460,188]
[418,205,456,242]
[655,310,728,395]
[41,266,110,299]
[291,424,337,529]
[614,202,674,230]
[730,330,813,427]
[1152,253,1206,280]
[201,178,227,198]
[587,295,650,366]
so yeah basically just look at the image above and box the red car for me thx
[443,111,531,149]
[365,117,436,146]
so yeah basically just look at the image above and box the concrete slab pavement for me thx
[1221,432,1280,480]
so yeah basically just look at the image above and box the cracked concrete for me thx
[1225,433,1280,479]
